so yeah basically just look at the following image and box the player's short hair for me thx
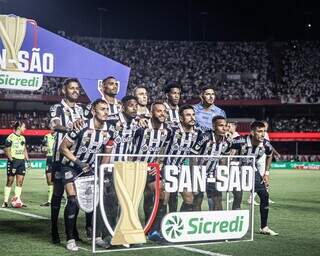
[151,100,165,111]
[228,120,238,126]
[250,121,265,131]
[164,82,181,94]
[212,115,226,124]
[91,99,108,110]
[102,76,116,85]
[179,104,194,116]
[13,120,25,130]
[201,85,215,94]
[133,85,148,95]
[63,78,80,88]
[122,95,138,105]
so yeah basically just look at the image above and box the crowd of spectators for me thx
[278,154,320,162]
[0,112,50,129]
[279,41,320,103]
[0,38,318,103]
[72,37,272,101]
[270,117,320,132]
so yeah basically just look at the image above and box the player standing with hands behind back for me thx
[2,120,30,208]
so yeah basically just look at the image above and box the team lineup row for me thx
[2,77,278,251]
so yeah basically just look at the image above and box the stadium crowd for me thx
[72,37,272,101]
[0,38,318,103]
[279,41,320,104]
[270,117,320,131]
[0,112,50,129]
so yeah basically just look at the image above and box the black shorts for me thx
[62,165,92,185]
[7,159,26,176]
[52,161,63,183]
[206,182,221,196]
[45,156,53,174]
[255,172,267,192]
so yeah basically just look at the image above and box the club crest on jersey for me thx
[160,129,168,139]
[50,105,59,117]
[141,144,149,152]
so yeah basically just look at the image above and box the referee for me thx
[2,120,30,208]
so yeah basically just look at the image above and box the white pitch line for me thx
[92,240,252,253]
[177,246,231,256]
[78,246,90,251]
[0,208,49,220]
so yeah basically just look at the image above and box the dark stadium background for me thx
[0,2,320,256]
[1,0,320,41]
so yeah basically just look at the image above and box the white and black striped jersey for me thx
[108,113,139,162]
[164,125,200,166]
[83,98,122,121]
[61,119,113,167]
[164,102,179,127]
[131,120,172,163]
[50,99,84,162]
[191,131,232,177]
[230,135,273,170]
[136,106,151,121]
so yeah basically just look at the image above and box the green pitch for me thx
[0,168,319,256]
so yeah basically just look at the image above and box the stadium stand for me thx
[0,112,50,129]
[0,38,318,104]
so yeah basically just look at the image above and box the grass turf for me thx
[0,168,319,256]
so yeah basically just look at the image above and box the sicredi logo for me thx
[0,70,43,91]
[161,210,249,243]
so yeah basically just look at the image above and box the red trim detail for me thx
[144,162,161,234]
[0,129,50,136]
[239,132,320,141]
[27,19,38,49]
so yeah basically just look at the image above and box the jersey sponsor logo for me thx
[79,146,87,154]
[114,136,133,144]
[172,144,191,152]
[141,144,161,153]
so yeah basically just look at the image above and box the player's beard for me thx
[182,121,195,131]
[152,116,165,125]
[66,93,78,102]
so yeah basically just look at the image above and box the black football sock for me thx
[64,195,78,241]
[180,202,193,212]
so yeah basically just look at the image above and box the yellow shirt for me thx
[5,133,26,160]
[43,133,55,157]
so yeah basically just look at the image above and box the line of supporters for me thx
[3,76,279,251]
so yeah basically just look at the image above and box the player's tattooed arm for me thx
[264,153,273,187]
[59,137,77,162]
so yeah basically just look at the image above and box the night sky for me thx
[1,0,319,41]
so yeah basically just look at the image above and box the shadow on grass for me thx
[0,219,51,243]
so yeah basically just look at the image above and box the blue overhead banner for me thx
[0,15,130,100]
